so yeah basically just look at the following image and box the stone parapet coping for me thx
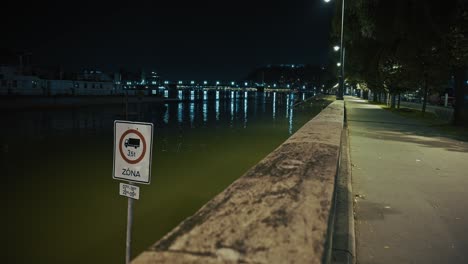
[133,100,344,264]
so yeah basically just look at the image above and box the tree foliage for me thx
[332,0,467,122]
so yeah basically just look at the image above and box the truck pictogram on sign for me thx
[125,138,140,149]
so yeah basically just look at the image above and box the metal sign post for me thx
[126,183,134,264]
[113,120,153,264]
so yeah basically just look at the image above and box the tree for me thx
[330,0,467,124]
[446,4,468,125]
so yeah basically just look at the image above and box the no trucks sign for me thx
[113,120,154,184]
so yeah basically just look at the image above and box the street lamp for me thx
[333,45,340,51]
[325,0,345,100]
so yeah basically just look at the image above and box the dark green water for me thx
[1,92,328,263]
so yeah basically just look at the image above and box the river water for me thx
[1,91,328,263]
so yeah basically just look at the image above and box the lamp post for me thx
[325,0,345,100]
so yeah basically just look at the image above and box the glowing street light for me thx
[333,45,340,51]
[337,62,342,67]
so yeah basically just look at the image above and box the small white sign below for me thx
[113,120,154,184]
[119,183,140,200]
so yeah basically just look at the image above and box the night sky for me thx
[3,0,334,80]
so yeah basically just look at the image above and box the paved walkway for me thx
[346,96,468,264]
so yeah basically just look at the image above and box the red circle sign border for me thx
[119,129,147,164]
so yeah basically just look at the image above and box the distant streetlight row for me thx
[161,81,293,87]
[154,81,322,89]
[161,81,253,86]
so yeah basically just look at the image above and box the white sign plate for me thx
[113,120,154,184]
[119,183,140,200]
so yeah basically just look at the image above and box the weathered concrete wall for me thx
[133,100,344,264]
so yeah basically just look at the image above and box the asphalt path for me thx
[346,96,468,264]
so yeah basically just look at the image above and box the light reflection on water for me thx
[0,91,316,141]
[152,91,311,135]
[273,92,276,119]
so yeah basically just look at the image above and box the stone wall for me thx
[132,100,344,264]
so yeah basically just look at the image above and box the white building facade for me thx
[0,66,116,96]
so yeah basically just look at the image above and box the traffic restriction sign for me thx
[113,120,153,184]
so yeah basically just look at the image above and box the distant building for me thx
[0,51,165,96]
[0,66,45,95]
[49,79,114,96]
[118,69,161,95]
[78,70,113,82]
[145,70,160,87]
[0,66,115,96]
